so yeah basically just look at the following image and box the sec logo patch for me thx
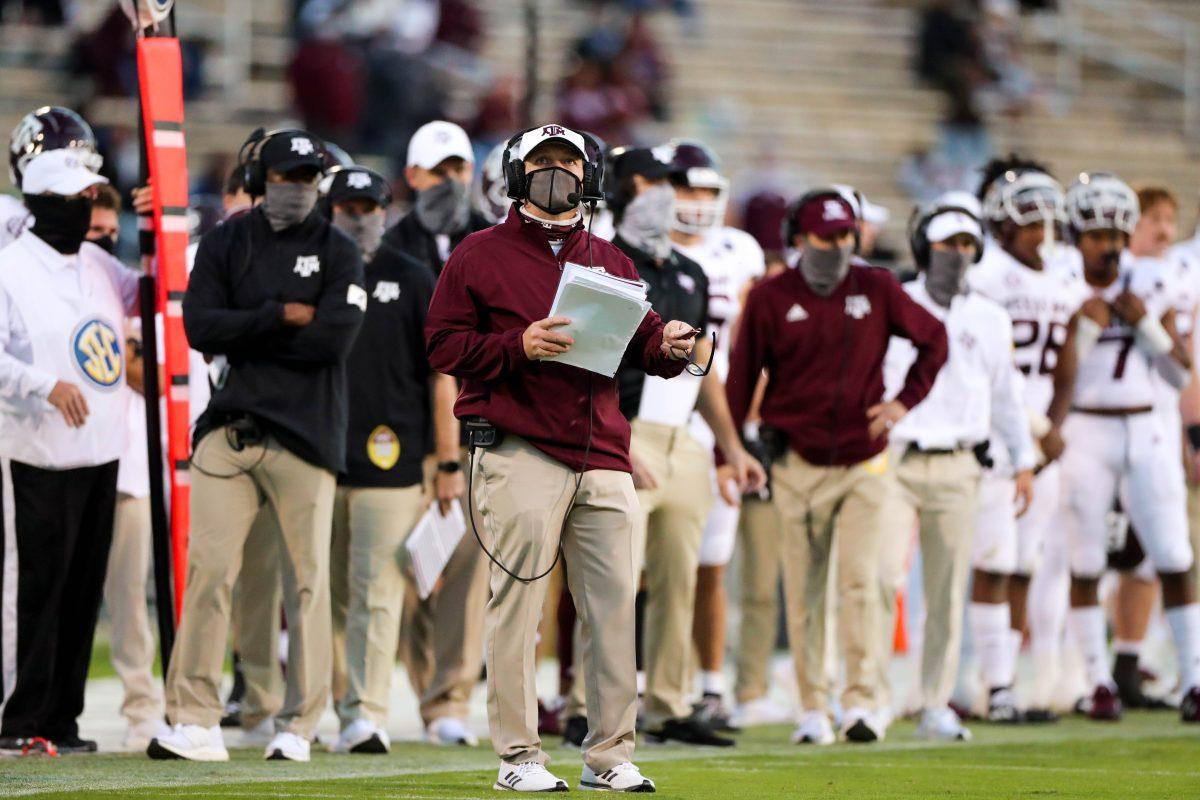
[71,318,122,390]
[367,425,400,470]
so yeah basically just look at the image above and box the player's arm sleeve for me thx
[0,286,56,401]
[989,317,1037,471]
[183,231,286,354]
[425,246,531,382]
[887,277,949,411]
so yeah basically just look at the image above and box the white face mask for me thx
[618,182,677,260]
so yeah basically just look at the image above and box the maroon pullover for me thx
[727,262,947,467]
[426,207,686,473]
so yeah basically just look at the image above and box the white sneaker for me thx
[580,761,656,792]
[147,724,229,761]
[124,719,170,752]
[240,717,275,748]
[334,718,390,754]
[265,731,310,762]
[494,761,569,792]
[427,716,479,747]
[840,707,885,743]
[732,697,793,728]
[791,711,835,745]
[916,707,972,742]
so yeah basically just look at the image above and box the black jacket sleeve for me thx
[183,227,284,355]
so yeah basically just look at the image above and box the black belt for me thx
[905,443,969,457]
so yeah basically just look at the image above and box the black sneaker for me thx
[1181,686,1200,723]
[561,715,587,749]
[1022,707,1060,723]
[50,735,97,754]
[986,687,1024,724]
[842,718,878,743]
[645,717,735,747]
[692,693,741,733]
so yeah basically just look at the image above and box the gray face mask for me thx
[415,178,470,235]
[262,182,318,232]
[925,248,973,307]
[617,182,676,261]
[800,242,854,296]
[333,209,385,261]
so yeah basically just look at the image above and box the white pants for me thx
[1061,412,1193,577]
[972,462,1060,576]
[689,413,738,567]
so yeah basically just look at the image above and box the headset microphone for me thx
[567,192,580,205]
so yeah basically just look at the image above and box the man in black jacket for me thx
[151,129,365,764]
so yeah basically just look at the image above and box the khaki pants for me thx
[734,496,783,704]
[475,435,638,771]
[774,449,891,715]
[103,493,164,728]
[231,505,284,729]
[879,449,980,711]
[165,430,336,737]
[400,517,488,725]
[331,484,424,728]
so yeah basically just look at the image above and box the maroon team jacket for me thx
[727,262,948,467]
[425,208,686,473]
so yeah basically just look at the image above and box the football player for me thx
[1048,173,1200,723]
[966,158,1080,722]
[666,139,766,730]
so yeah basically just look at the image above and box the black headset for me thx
[238,127,323,197]
[782,186,862,253]
[501,125,605,205]
[907,202,985,269]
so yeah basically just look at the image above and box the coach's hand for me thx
[524,316,574,360]
[435,470,465,515]
[866,400,907,440]
[1039,426,1065,464]
[48,380,90,428]
[631,452,659,490]
[717,447,768,505]
[283,302,316,327]
[661,320,699,360]
[1013,468,1034,517]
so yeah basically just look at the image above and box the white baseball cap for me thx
[512,124,587,162]
[406,120,474,170]
[927,209,983,243]
[22,148,108,196]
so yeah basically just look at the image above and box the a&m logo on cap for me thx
[542,125,566,137]
[347,172,372,190]
[823,199,849,221]
[291,137,315,156]
[71,317,122,390]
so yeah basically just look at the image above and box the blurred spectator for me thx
[915,0,988,128]
[556,38,649,145]
[288,31,366,149]
[977,0,1039,117]
[70,6,209,100]
[0,0,64,25]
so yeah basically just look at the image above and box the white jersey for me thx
[968,246,1086,413]
[1072,265,1173,411]
[0,194,30,250]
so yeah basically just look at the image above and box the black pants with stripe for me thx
[0,459,118,739]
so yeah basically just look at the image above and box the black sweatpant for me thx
[0,459,118,739]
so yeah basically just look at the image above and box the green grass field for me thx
[3,713,1197,799]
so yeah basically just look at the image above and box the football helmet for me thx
[474,140,510,224]
[1064,171,1139,238]
[9,106,101,190]
[668,139,728,234]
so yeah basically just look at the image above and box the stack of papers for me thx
[546,261,652,377]
[405,502,468,599]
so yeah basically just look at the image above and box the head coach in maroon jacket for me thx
[725,188,949,745]
[425,123,699,793]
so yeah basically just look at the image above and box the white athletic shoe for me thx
[240,717,275,748]
[494,761,569,792]
[580,761,656,792]
[791,711,835,745]
[265,731,310,762]
[840,708,885,743]
[426,715,479,747]
[915,707,972,742]
[146,724,229,761]
[731,697,793,728]
[334,718,390,754]
[124,719,170,752]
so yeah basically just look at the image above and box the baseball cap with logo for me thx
[407,120,474,170]
[797,194,858,239]
[513,124,588,162]
[926,190,983,243]
[325,167,391,207]
[610,145,673,181]
[260,130,325,176]
[22,148,109,195]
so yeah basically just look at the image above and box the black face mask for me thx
[89,234,117,255]
[25,194,93,255]
[525,167,581,216]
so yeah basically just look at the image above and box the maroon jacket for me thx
[727,262,947,467]
[426,208,686,472]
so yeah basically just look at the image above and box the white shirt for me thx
[885,279,1036,471]
[0,193,31,250]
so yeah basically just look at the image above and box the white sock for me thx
[636,670,646,696]
[701,670,726,696]
[1165,603,1200,691]
[1067,606,1112,689]
[969,602,1013,689]
[1029,636,1060,710]
[1113,639,1143,658]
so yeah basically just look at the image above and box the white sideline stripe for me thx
[0,458,17,720]
[153,130,186,149]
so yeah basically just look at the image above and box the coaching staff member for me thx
[150,129,365,763]
[426,123,698,793]
[726,189,948,746]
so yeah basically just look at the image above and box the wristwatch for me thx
[437,460,462,474]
